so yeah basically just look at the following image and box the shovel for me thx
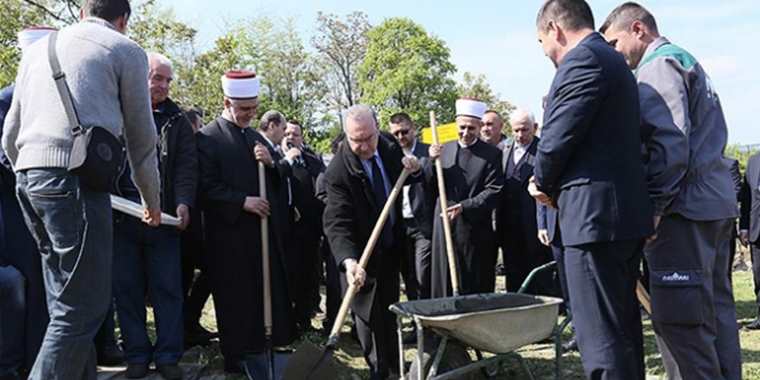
[430,111,461,296]
[282,167,413,379]
[241,162,292,380]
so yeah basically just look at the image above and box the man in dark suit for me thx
[497,109,552,293]
[197,71,297,373]
[389,112,433,300]
[529,1,654,378]
[741,153,760,328]
[282,120,326,331]
[323,105,421,380]
[428,99,504,297]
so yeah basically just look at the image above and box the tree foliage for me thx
[457,72,514,126]
[0,0,51,86]
[312,11,370,111]
[358,17,457,129]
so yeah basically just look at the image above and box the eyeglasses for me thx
[392,129,411,137]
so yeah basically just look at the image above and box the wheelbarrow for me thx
[390,261,571,380]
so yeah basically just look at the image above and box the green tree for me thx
[0,0,53,86]
[312,11,370,111]
[250,18,331,143]
[358,17,457,129]
[457,72,515,127]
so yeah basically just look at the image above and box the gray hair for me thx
[148,52,173,71]
[600,2,658,34]
[509,108,537,126]
[343,104,378,132]
[259,110,286,131]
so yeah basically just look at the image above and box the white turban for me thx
[221,70,260,99]
[455,98,487,119]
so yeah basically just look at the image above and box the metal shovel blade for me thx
[282,341,339,379]
[241,351,292,380]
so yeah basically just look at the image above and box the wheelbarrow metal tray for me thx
[391,293,562,354]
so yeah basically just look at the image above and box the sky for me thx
[159,0,758,145]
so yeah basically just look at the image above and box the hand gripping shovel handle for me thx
[430,111,460,296]
[326,168,412,346]
[258,162,275,380]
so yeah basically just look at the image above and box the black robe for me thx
[197,117,296,368]
[428,139,503,297]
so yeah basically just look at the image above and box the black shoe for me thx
[125,363,149,379]
[746,318,760,330]
[562,337,578,353]
[157,364,183,380]
[97,343,125,366]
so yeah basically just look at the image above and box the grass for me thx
[132,256,760,379]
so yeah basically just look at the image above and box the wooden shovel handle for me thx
[430,111,460,296]
[259,162,273,338]
[636,280,651,315]
[328,168,412,343]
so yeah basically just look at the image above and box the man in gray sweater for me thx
[1,1,161,379]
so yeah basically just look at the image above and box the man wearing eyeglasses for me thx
[389,113,433,302]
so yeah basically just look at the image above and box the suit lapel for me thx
[504,142,516,177]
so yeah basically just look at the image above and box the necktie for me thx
[370,156,393,249]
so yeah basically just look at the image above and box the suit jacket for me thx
[740,153,760,242]
[406,141,434,238]
[535,32,654,246]
[497,138,548,256]
[291,148,327,236]
[323,134,411,319]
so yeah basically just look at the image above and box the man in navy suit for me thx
[529,1,654,378]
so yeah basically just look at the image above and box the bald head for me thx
[510,109,537,146]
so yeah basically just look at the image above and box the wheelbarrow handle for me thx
[327,168,412,345]
[430,111,460,296]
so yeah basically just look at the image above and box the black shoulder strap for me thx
[47,31,83,136]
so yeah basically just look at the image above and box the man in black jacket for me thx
[111,52,197,380]
[389,112,432,300]
[498,109,552,293]
[529,1,654,378]
[282,120,326,331]
[323,105,421,380]
[741,153,760,329]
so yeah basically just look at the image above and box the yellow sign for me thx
[421,122,458,144]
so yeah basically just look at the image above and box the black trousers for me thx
[180,218,211,331]
[753,243,760,315]
[404,221,431,300]
[564,239,644,380]
[352,278,400,380]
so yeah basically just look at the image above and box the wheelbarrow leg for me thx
[428,336,447,379]
[397,315,405,379]
[554,316,572,380]
[517,356,536,380]
[415,317,425,380]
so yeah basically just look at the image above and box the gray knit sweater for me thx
[1,17,160,210]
